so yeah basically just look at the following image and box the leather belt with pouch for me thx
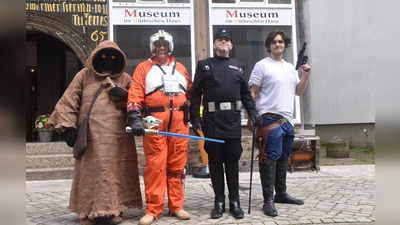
[207,101,242,112]
[262,112,288,123]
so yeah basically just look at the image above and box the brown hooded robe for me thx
[47,40,142,219]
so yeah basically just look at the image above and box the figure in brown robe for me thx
[47,40,142,225]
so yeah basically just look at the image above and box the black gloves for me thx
[192,117,204,137]
[247,113,260,132]
[109,86,128,100]
[251,114,261,130]
[64,128,77,147]
[127,110,145,136]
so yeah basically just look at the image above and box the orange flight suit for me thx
[127,55,192,219]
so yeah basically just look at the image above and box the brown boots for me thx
[138,214,155,225]
[170,209,191,220]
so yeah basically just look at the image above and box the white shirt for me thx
[249,57,300,125]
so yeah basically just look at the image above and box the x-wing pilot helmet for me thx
[150,30,174,56]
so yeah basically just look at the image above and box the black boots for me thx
[209,163,244,219]
[209,163,225,219]
[259,161,278,217]
[225,163,244,219]
[274,160,304,205]
[211,196,225,219]
[228,195,244,219]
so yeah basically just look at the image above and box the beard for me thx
[215,46,230,53]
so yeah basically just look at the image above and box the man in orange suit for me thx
[126,30,193,225]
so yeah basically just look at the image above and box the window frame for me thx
[108,1,195,76]
[208,0,301,125]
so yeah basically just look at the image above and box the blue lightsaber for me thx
[125,127,225,144]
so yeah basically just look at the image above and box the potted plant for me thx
[33,114,54,142]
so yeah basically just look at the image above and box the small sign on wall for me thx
[211,8,292,25]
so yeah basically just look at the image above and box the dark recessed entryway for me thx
[26,31,83,142]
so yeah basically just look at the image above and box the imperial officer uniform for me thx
[190,29,259,220]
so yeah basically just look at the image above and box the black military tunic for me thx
[190,55,257,139]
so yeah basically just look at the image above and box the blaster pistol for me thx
[295,42,310,72]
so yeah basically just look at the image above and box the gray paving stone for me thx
[26,165,375,225]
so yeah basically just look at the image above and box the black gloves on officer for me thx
[251,114,261,130]
[109,86,128,100]
[126,110,145,136]
[192,117,204,137]
[247,113,261,132]
[64,128,77,147]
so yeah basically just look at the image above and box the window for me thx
[212,0,235,3]
[240,0,264,2]
[168,0,190,2]
[209,0,299,123]
[212,25,293,83]
[139,0,165,2]
[112,0,191,3]
[113,25,192,76]
[269,0,291,4]
[212,0,291,4]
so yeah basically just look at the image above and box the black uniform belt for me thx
[206,101,241,112]
[262,113,283,120]
[146,106,184,112]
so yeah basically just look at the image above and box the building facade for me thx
[26,0,314,142]
[26,0,375,148]
[309,0,375,149]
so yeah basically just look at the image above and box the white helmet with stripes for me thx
[150,30,174,56]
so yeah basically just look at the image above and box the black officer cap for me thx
[213,29,232,42]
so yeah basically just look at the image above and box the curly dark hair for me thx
[264,29,291,53]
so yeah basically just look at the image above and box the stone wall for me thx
[316,123,375,149]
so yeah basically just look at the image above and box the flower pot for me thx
[38,129,53,142]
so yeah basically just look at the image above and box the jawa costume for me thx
[126,30,192,225]
[47,40,142,225]
[190,29,259,220]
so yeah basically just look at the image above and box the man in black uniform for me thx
[190,29,259,219]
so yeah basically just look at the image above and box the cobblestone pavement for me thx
[26,165,375,225]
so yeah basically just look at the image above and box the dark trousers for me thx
[205,138,244,219]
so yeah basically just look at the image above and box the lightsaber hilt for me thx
[126,126,157,134]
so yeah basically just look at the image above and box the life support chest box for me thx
[162,74,180,95]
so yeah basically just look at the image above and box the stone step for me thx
[26,142,72,155]
[26,167,74,181]
[25,135,319,181]
[26,154,75,169]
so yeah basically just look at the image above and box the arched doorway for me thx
[26,12,95,142]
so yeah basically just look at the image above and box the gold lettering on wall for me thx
[26,0,108,43]
[71,14,107,26]
[26,1,107,27]
[91,30,108,42]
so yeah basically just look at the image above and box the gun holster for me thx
[183,101,189,124]
[143,106,150,117]
[255,120,282,163]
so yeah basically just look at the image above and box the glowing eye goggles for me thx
[101,54,116,59]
